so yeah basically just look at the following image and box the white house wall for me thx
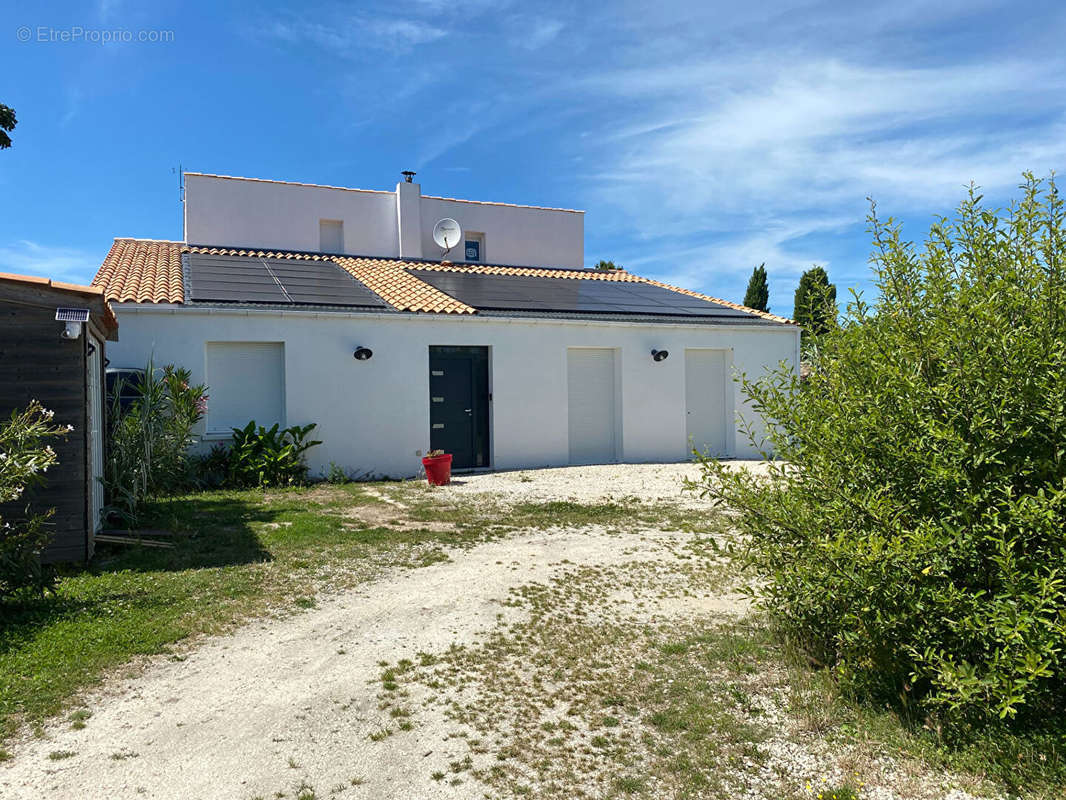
[109,306,798,478]
[184,175,399,255]
[183,174,585,269]
[417,196,583,268]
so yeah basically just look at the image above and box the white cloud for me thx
[574,47,1066,312]
[513,18,564,50]
[266,14,446,56]
[0,241,98,285]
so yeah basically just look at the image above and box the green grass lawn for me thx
[0,483,456,743]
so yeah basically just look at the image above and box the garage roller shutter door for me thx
[685,348,728,456]
[206,342,285,434]
[567,348,618,465]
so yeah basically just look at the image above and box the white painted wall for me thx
[183,174,584,268]
[185,174,398,255]
[417,196,583,268]
[109,305,798,478]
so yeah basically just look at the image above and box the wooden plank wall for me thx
[0,298,89,563]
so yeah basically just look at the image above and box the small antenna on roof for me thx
[401,170,416,183]
[174,164,185,239]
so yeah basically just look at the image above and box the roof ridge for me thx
[183,173,394,196]
[112,236,185,244]
[419,194,584,214]
[181,173,584,212]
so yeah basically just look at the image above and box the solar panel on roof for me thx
[184,254,387,308]
[410,270,763,320]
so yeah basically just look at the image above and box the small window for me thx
[464,233,484,262]
[205,342,285,434]
[319,219,343,253]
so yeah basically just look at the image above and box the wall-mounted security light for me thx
[651,349,669,362]
[353,347,374,361]
[56,307,89,340]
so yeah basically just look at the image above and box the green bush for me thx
[187,443,231,490]
[0,401,71,599]
[227,421,321,488]
[691,174,1066,728]
[322,461,352,484]
[104,361,207,526]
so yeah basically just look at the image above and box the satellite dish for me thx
[432,218,462,256]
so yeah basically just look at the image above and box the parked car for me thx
[105,367,145,412]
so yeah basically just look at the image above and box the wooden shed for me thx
[0,273,118,563]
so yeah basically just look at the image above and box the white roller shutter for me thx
[567,348,618,465]
[685,348,728,456]
[206,342,285,433]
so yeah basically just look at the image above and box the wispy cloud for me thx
[575,48,1066,308]
[0,241,98,285]
[265,14,446,56]
[511,17,564,50]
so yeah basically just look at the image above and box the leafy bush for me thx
[322,461,352,484]
[227,421,321,488]
[0,401,71,599]
[104,361,207,525]
[691,174,1066,728]
[187,443,232,490]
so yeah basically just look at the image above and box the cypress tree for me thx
[743,263,770,311]
[793,266,837,338]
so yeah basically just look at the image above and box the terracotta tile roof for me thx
[94,238,185,303]
[0,271,119,334]
[92,238,794,324]
[335,257,474,314]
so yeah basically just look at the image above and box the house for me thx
[0,273,118,562]
[90,172,798,478]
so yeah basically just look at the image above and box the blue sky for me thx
[2,0,1065,314]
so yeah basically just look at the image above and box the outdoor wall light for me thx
[651,349,669,362]
[353,347,374,361]
[56,307,89,340]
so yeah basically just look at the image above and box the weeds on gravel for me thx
[395,491,724,537]
[68,709,91,730]
[374,556,1021,800]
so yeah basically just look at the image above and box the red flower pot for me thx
[422,453,452,486]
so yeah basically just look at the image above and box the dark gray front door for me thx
[429,346,490,469]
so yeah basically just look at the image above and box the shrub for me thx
[104,361,207,525]
[188,443,232,490]
[691,174,1066,728]
[323,461,352,484]
[0,401,71,599]
[227,421,321,488]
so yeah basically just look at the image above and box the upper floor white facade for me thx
[183,173,585,269]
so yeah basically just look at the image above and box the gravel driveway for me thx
[1,464,722,800]
[0,462,996,800]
